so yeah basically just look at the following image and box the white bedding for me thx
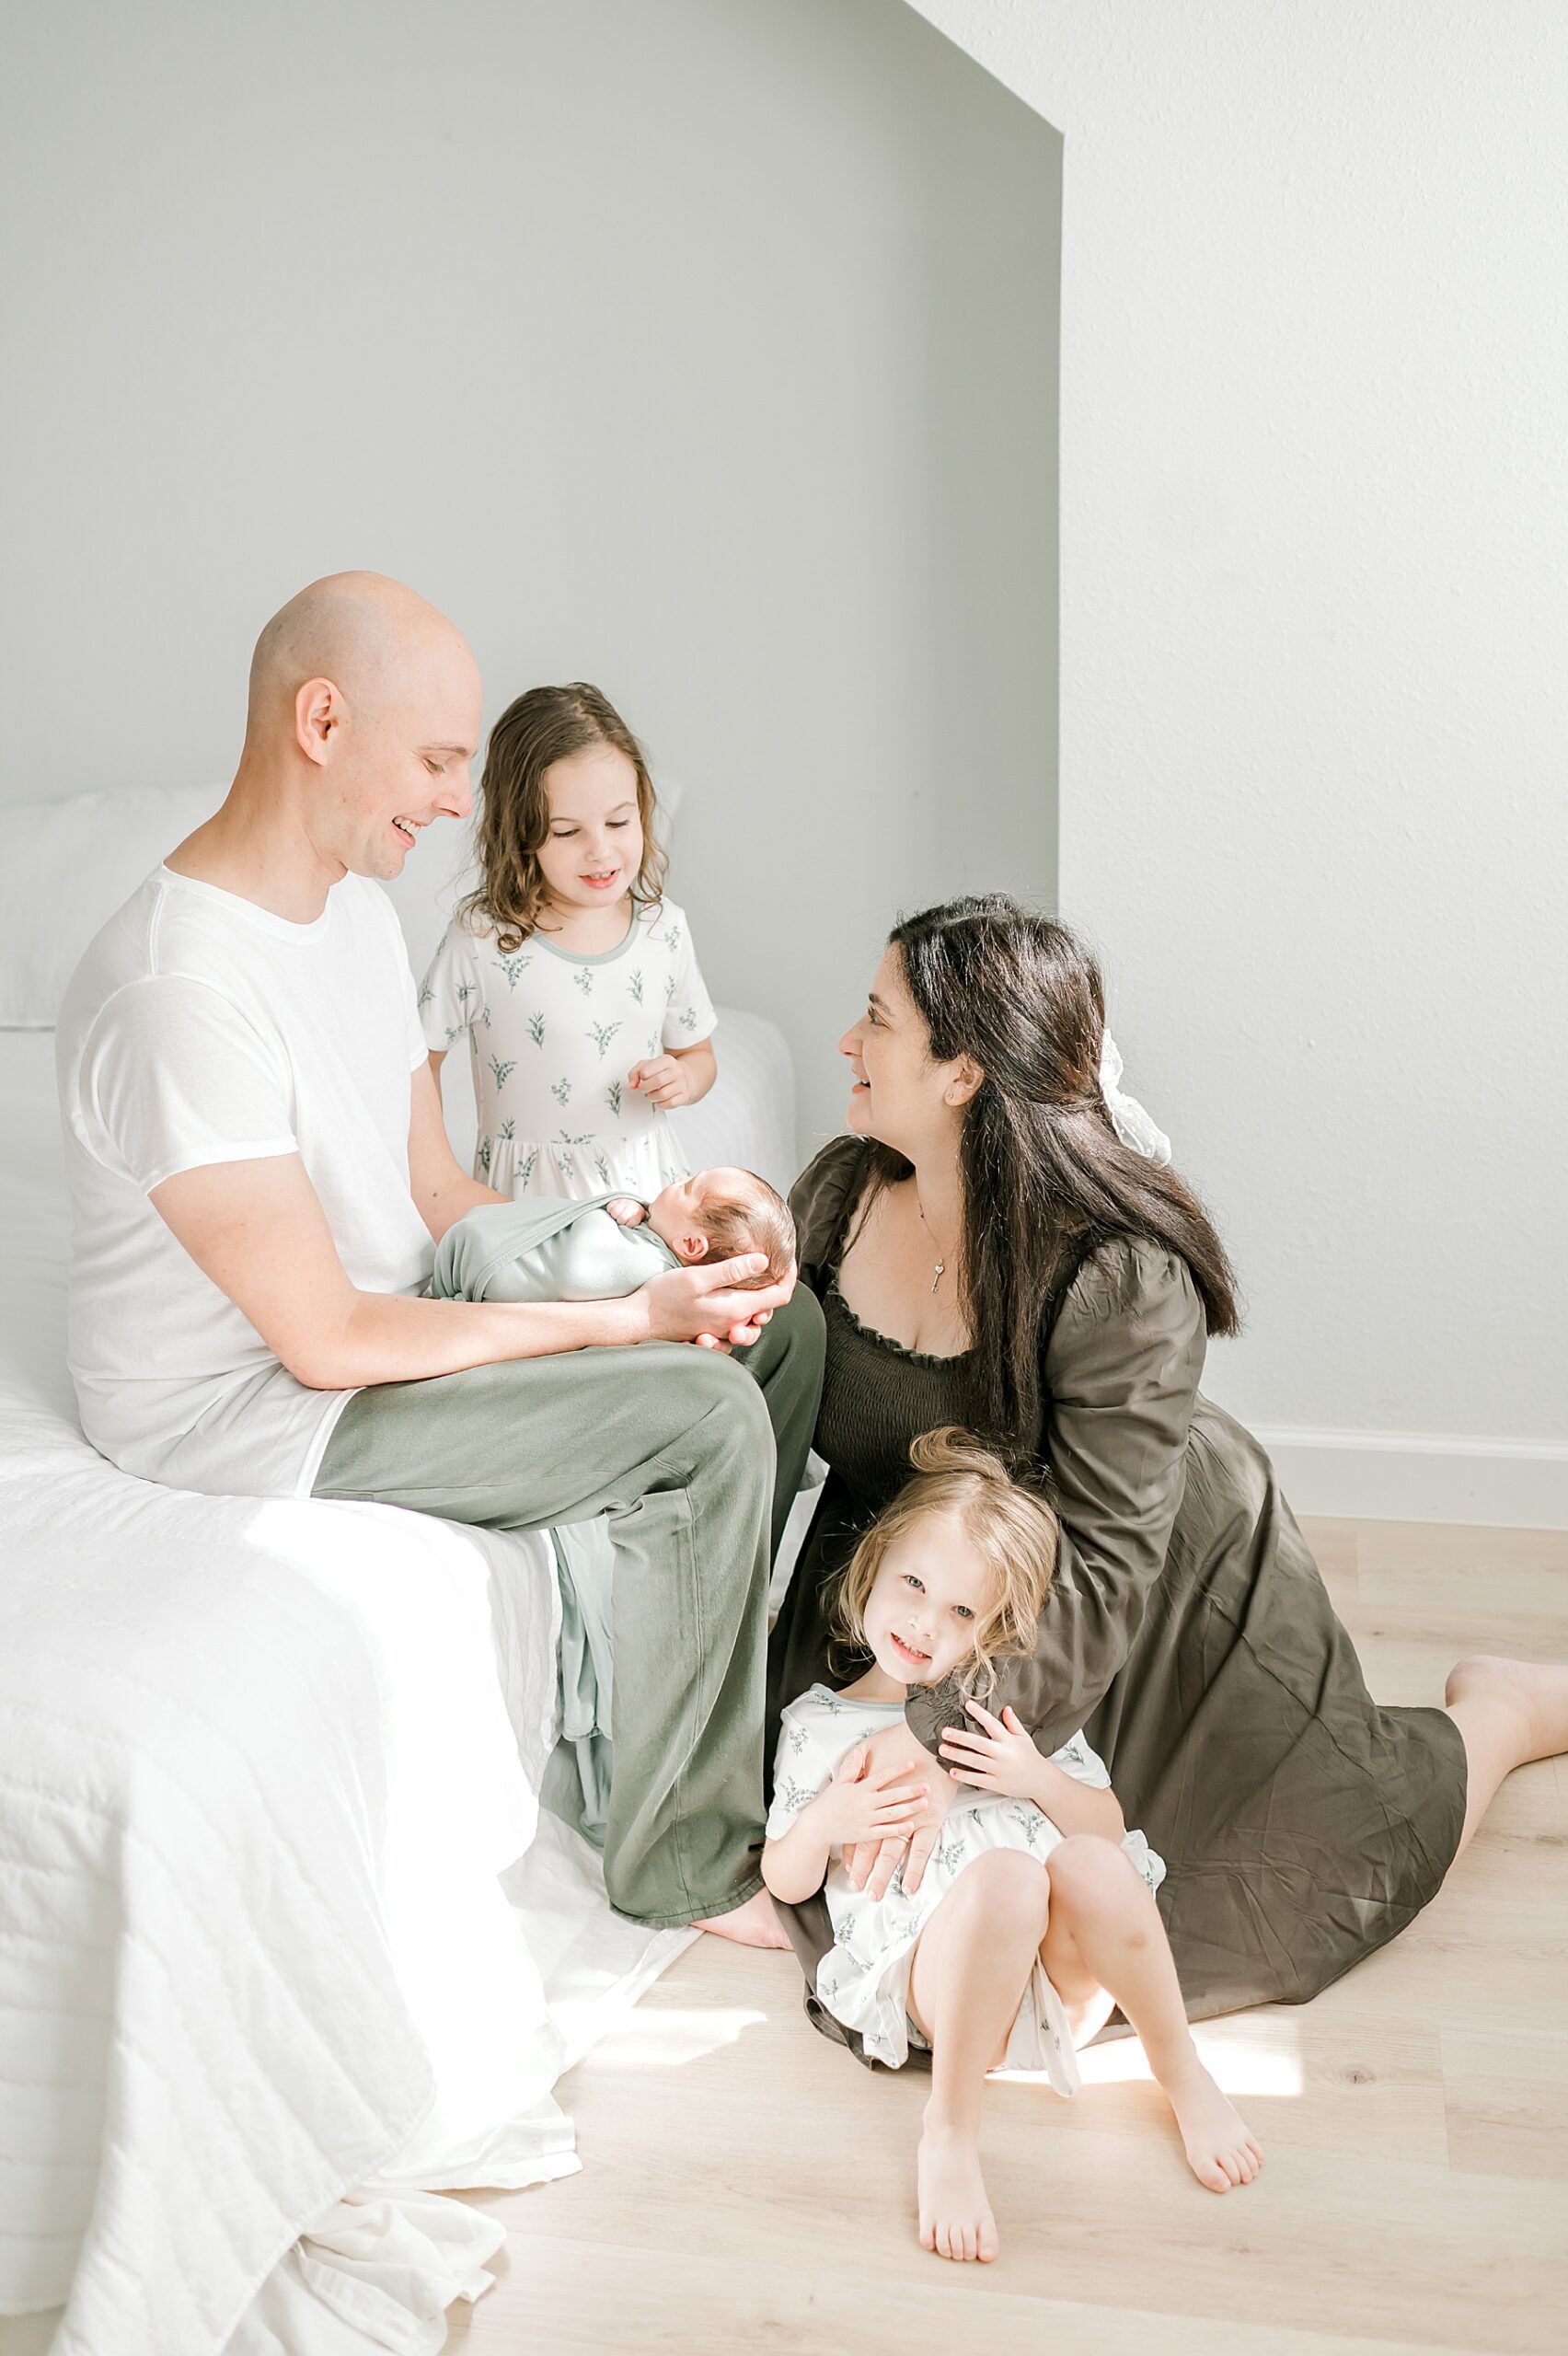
[0,1030,719,2355]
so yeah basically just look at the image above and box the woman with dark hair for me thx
[768,894,1568,2051]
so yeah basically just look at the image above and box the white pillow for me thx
[0,785,222,1027]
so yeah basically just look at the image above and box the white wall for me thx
[910,1,1568,1511]
[0,0,1059,1155]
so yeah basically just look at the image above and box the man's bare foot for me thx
[917,2122,999,2262]
[692,1888,790,1950]
[1163,2061,1263,2191]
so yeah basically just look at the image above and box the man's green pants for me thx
[312,1287,825,1929]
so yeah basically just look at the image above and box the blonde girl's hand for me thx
[940,1700,1044,1801]
[812,1741,929,1853]
[628,1053,694,1109]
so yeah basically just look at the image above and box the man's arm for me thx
[409,1054,504,1239]
[150,1152,792,1391]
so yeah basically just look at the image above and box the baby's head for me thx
[645,1166,797,1290]
[835,1427,1058,1690]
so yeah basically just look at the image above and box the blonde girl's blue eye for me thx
[952,1603,974,1621]
[902,1573,924,1593]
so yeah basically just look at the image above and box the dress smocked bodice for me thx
[815,1281,972,1507]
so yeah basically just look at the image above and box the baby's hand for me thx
[628,1053,695,1110]
[940,1701,1044,1803]
[605,1196,647,1227]
[809,1741,929,1853]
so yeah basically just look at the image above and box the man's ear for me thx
[295,676,347,767]
[679,1231,710,1265]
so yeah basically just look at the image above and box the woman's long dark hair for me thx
[861,895,1239,1445]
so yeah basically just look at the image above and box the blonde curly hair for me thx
[833,1426,1059,1692]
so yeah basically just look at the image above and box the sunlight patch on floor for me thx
[998,2018,1304,2098]
[599,2004,770,2070]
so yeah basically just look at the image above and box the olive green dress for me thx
[767,1138,1467,2057]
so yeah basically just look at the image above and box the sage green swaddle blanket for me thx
[431,1190,680,1305]
[432,1192,681,1843]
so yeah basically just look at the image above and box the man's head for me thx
[645,1166,796,1289]
[243,572,482,882]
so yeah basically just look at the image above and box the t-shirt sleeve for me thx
[75,976,295,1195]
[1043,1729,1114,1790]
[420,921,485,1055]
[660,908,719,1050]
[765,1704,835,1840]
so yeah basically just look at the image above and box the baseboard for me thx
[1249,1426,1568,1531]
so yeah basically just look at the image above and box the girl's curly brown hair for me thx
[459,682,668,954]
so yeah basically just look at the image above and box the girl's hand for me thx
[940,1701,1045,1802]
[810,1741,929,1852]
[628,1053,695,1110]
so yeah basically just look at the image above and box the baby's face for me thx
[861,1510,995,1686]
[645,1167,760,1264]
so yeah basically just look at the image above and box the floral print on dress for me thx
[417,897,719,1204]
[765,1684,1165,2085]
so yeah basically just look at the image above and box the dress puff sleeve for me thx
[906,1235,1205,1761]
[419,918,486,1057]
[788,1136,871,1301]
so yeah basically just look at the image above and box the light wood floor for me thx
[449,1519,1568,2355]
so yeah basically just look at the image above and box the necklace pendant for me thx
[930,1259,945,1295]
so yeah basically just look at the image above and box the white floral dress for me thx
[419,897,719,1199]
[767,1685,1166,2087]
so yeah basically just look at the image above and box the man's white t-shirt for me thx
[56,865,434,1498]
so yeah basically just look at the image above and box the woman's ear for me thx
[944,1056,985,1108]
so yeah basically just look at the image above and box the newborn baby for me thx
[432,1164,796,1306]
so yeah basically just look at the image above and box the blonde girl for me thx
[763,1429,1261,2266]
[421,683,718,1199]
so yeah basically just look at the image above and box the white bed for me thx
[0,791,800,2356]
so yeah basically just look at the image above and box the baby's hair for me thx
[834,1427,1058,1689]
[697,1172,796,1290]
[460,682,668,953]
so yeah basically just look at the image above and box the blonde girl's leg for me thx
[905,1850,1052,2264]
[1442,1656,1568,1855]
[1041,1835,1263,2194]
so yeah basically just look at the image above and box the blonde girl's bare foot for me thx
[917,2124,999,2262]
[692,1888,790,1950]
[1164,2061,1263,2192]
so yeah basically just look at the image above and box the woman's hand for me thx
[940,1700,1046,1801]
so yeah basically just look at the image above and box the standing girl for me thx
[763,1428,1261,2267]
[421,683,718,1199]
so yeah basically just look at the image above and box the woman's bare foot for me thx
[917,2121,999,2261]
[692,1888,790,1950]
[1446,1655,1568,1761]
[1163,2061,1263,2192]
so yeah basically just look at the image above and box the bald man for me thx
[55,573,823,1948]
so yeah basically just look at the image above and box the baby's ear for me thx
[679,1231,710,1264]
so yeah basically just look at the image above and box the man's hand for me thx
[841,1718,958,1900]
[636,1254,794,1350]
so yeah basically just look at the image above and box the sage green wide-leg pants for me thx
[312,1286,825,1929]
